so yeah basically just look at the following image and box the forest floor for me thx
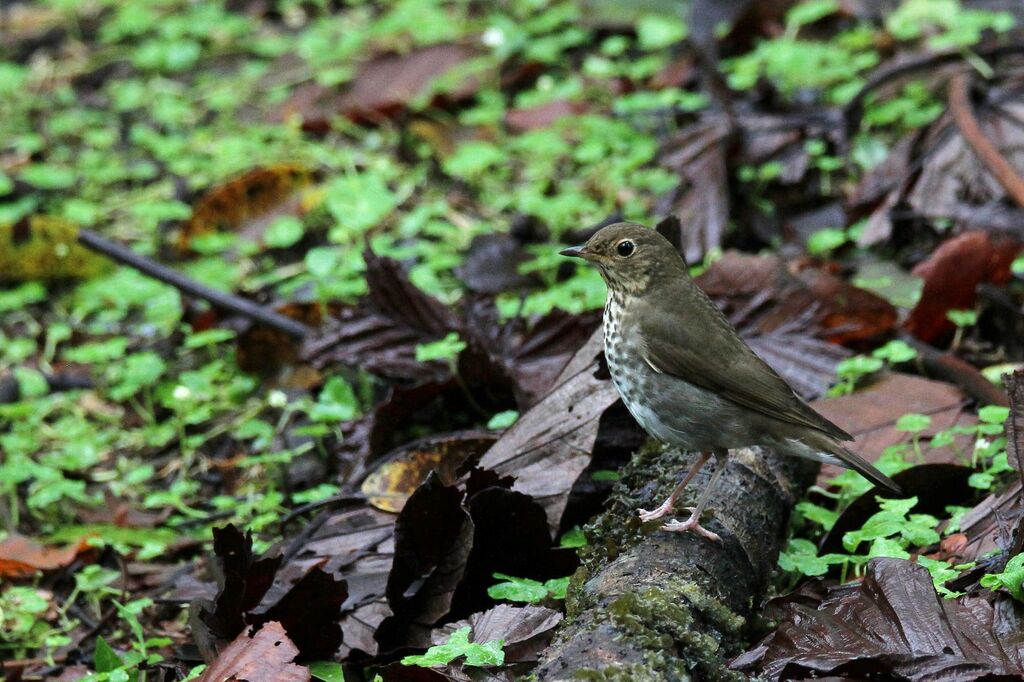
[3,0,1024,680]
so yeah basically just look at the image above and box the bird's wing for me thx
[636,291,852,442]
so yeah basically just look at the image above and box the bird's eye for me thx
[616,240,635,257]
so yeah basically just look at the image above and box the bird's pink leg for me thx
[637,451,712,522]
[661,453,728,541]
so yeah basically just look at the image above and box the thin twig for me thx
[77,229,313,339]
[948,72,1024,209]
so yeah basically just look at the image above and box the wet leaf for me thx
[401,626,504,668]
[658,120,731,264]
[279,44,485,129]
[732,558,1024,679]
[376,473,474,652]
[432,604,561,664]
[812,373,975,483]
[455,233,538,294]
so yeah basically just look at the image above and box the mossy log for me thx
[536,442,818,680]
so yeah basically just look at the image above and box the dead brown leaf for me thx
[173,164,315,255]
[477,330,617,534]
[732,557,1024,680]
[277,44,485,130]
[812,373,974,485]
[301,250,459,383]
[905,230,1022,343]
[360,432,497,512]
[0,535,94,578]
[657,119,731,264]
[197,621,309,682]
[505,101,585,132]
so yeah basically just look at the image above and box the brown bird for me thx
[561,223,899,541]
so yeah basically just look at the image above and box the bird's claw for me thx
[660,516,722,542]
[637,500,675,522]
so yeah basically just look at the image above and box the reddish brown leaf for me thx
[235,302,331,374]
[0,535,93,578]
[278,44,484,129]
[197,621,309,682]
[905,231,1023,343]
[696,251,897,346]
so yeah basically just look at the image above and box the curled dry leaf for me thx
[0,534,95,578]
[732,557,1024,680]
[197,621,309,682]
[192,525,346,662]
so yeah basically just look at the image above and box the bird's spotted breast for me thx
[602,289,739,451]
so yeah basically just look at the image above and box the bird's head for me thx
[560,222,684,294]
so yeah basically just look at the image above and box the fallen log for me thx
[536,441,817,679]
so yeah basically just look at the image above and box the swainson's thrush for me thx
[561,223,899,541]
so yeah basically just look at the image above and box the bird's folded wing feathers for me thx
[637,295,852,442]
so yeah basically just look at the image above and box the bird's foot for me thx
[638,498,675,522]
[660,515,721,542]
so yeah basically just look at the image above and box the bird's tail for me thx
[827,442,901,495]
[784,433,902,495]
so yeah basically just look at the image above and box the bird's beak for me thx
[559,245,588,259]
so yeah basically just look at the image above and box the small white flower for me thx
[268,390,288,408]
[975,438,990,453]
[482,26,505,48]
[172,385,191,401]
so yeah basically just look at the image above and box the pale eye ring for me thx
[616,239,635,257]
